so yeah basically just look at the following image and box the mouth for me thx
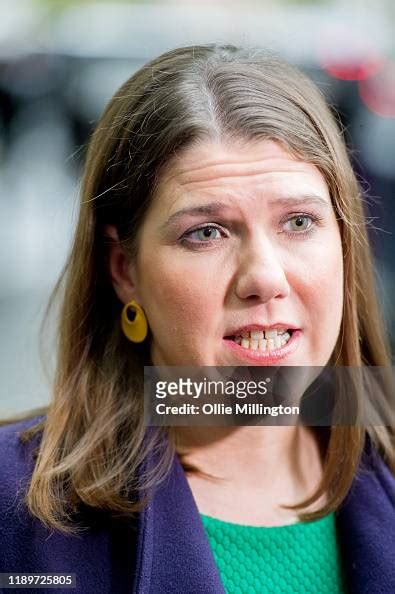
[225,328,293,350]
[223,326,301,362]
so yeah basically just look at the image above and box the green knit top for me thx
[201,512,346,593]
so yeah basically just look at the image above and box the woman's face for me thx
[129,139,343,366]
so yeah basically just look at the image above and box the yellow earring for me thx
[121,300,148,343]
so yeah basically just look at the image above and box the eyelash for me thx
[179,213,324,246]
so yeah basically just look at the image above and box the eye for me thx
[182,225,224,243]
[284,215,314,233]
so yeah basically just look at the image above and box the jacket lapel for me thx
[336,445,395,594]
[133,452,225,594]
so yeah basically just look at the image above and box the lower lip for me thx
[223,330,301,364]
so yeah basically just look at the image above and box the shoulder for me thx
[0,416,139,590]
[0,416,44,511]
[338,438,395,537]
[335,434,395,521]
[0,414,44,458]
[0,414,44,446]
[359,439,395,506]
[337,440,395,592]
[0,416,45,566]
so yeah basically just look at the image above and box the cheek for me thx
[136,252,223,340]
[299,239,344,346]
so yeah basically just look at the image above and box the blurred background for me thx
[1,0,394,415]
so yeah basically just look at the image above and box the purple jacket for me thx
[0,417,394,593]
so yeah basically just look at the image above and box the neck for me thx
[176,425,322,479]
[175,425,326,524]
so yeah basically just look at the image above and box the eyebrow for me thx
[160,194,330,231]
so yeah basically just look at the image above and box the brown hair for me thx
[19,44,393,532]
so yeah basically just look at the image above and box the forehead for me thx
[164,139,316,178]
[151,139,331,215]
[160,139,329,192]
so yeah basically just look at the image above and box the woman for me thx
[1,45,394,593]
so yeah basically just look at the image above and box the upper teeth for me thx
[232,329,292,351]
[240,329,287,340]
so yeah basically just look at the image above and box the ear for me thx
[105,225,140,305]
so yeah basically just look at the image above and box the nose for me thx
[234,235,291,303]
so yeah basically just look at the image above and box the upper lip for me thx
[224,323,300,337]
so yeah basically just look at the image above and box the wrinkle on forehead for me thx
[175,158,316,186]
[153,140,331,215]
[159,140,323,187]
[173,169,329,196]
[160,169,331,207]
